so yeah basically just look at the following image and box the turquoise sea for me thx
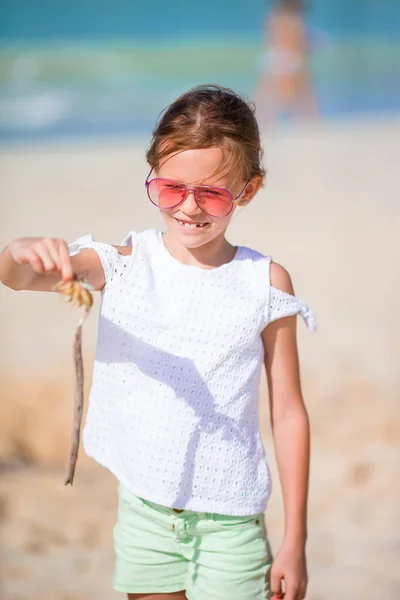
[1,0,399,141]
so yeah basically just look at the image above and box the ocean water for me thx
[0,0,399,141]
[2,0,399,39]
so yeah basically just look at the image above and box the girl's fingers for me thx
[270,572,284,599]
[23,248,45,273]
[282,583,296,600]
[42,238,61,269]
[33,244,57,272]
[57,240,74,281]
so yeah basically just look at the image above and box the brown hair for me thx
[146,84,266,183]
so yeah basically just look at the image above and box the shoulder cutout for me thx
[263,260,317,332]
[270,261,294,295]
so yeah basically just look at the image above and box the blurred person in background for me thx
[254,0,319,125]
[0,85,316,600]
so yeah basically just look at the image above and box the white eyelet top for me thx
[69,229,316,516]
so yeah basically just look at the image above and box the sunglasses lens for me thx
[148,179,187,210]
[196,188,233,217]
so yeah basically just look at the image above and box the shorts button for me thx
[255,519,260,525]
[172,524,176,531]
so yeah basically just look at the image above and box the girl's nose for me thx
[181,190,202,215]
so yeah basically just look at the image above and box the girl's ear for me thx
[238,176,263,206]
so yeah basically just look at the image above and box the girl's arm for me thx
[0,237,105,292]
[262,262,309,600]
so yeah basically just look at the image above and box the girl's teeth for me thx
[178,220,206,229]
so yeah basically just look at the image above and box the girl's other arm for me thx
[0,237,105,292]
[262,262,309,600]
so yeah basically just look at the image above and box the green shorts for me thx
[113,484,273,600]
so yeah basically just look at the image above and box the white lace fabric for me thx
[68,229,316,516]
[268,287,317,332]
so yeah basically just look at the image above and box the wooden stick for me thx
[53,279,93,486]
[64,319,85,486]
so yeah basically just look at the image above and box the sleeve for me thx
[267,286,317,332]
[68,233,134,287]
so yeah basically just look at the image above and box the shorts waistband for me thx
[119,484,262,523]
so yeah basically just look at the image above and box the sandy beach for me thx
[0,116,399,599]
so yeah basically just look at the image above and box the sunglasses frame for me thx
[145,168,249,218]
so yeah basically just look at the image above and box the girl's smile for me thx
[174,217,210,231]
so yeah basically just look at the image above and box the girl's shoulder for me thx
[269,261,294,295]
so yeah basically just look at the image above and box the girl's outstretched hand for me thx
[10,237,74,282]
[270,544,308,600]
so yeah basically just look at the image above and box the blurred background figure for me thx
[254,0,320,125]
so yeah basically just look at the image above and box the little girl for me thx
[0,85,316,600]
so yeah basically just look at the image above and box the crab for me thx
[53,279,93,311]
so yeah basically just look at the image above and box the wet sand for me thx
[0,116,399,599]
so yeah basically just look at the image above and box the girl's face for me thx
[153,147,261,249]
